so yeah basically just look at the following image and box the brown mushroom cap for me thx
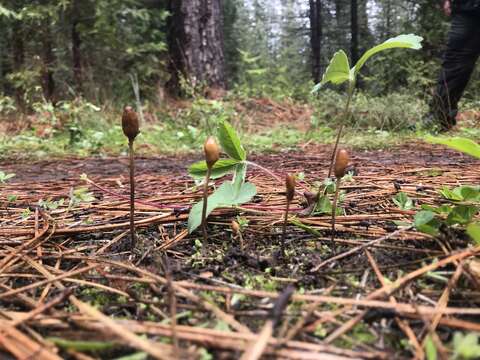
[285,173,295,202]
[204,137,220,168]
[122,106,140,142]
[334,149,350,179]
[231,220,241,234]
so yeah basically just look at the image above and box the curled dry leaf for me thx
[334,149,349,179]
[122,106,140,142]
[204,137,220,168]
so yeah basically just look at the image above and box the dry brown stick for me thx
[324,245,480,343]
[163,256,179,359]
[0,320,63,360]
[240,319,274,360]
[71,256,480,318]
[0,264,98,300]
[420,261,464,346]
[311,226,413,272]
[0,212,177,236]
[365,250,424,360]
[90,257,252,334]
[71,297,173,360]
[11,288,73,327]
[75,319,383,359]
[0,220,50,273]
[21,251,174,360]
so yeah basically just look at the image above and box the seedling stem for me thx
[201,167,212,243]
[128,139,136,248]
[327,82,354,179]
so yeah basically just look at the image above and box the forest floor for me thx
[0,140,479,359]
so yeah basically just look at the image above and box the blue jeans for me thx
[432,12,480,128]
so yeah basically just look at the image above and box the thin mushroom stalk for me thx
[282,174,295,256]
[122,106,140,250]
[231,220,244,251]
[202,137,220,244]
[331,149,349,254]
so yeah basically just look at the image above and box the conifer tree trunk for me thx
[11,20,25,111]
[41,25,56,102]
[72,0,83,94]
[167,0,226,93]
[309,0,323,83]
[350,0,359,65]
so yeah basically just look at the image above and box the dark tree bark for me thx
[72,4,83,95]
[309,0,322,83]
[167,0,226,93]
[41,24,56,102]
[350,0,359,65]
[11,20,25,111]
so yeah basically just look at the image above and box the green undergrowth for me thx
[0,94,478,161]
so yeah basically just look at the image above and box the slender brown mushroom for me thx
[122,106,140,250]
[281,173,295,256]
[331,148,349,254]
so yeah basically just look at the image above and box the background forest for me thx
[0,0,479,157]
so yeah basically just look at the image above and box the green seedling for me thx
[312,34,422,186]
[426,136,480,159]
[331,148,349,253]
[187,121,257,234]
[425,136,480,244]
[122,105,140,249]
[202,136,220,243]
[282,173,295,256]
[0,171,15,183]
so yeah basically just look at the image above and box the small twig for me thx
[162,256,179,359]
[11,288,73,327]
[311,226,413,273]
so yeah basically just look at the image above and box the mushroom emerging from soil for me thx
[231,220,244,250]
[122,106,140,249]
[202,137,220,243]
[281,174,295,256]
[331,149,349,254]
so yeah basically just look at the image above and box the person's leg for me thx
[431,13,480,130]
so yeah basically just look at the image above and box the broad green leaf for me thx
[414,211,440,236]
[414,210,435,226]
[446,205,478,225]
[188,159,241,180]
[421,204,453,215]
[425,335,437,360]
[353,34,423,75]
[188,182,257,233]
[393,192,413,210]
[467,223,480,245]
[312,50,351,92]
[316,195,332,214]
[218,121,246,161]
[232,162,247,195]
[426,136,480,159]
[439,187,464,201]
[459,186,480,201]
[452,332,480,359]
